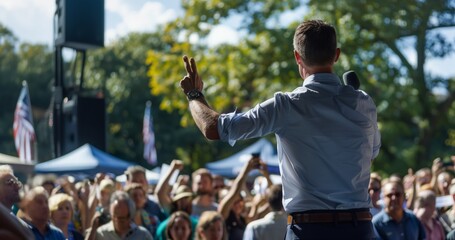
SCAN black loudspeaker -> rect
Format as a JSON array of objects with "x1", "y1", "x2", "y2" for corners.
[
  {"x1": 62, "y1": 96, "x2": 106, "y2": 154},
  {"x1": 55, "y1": 0, "x2": 104, "y2": 49}
]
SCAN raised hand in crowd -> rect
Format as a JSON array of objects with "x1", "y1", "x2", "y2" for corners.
[
  {"x1": 84, "y1": 208, "x2": 103, "y2": 240},
  {"x1": 431, "y1": 158, "x2": 444, "y2": 194},
  {"x1": 218, "y1": 155, "x2": 264, "y2": 240},
  {"x1": 403, "y1": 168, "x2": 416, "y2": 209},
  {"x1": 155, "y1": 159, "x2": 185, "y2": 214}
]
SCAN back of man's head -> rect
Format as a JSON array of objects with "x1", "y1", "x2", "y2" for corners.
[
  {"x1": 293, "y1": 20, "x2": 337, "y2": 67},
  {"x1": 267, "y1": 184, "x2": 283, "y2": 211}
]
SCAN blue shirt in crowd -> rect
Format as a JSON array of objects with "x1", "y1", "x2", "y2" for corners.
[
  {"x1": 28, "y1": 222, "x2": 66, "y2": 240},
  {"x1": 372, "y1": 209, "x2": 426, "y2": 240}
]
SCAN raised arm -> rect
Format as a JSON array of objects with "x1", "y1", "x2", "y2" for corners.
[
  {"x1": 180, "y1": 56, "x2": 220, "y2": 140},
  {"x1": 218, "y1": 156, "x2": 261, "y2": 219},
  {"x1": 154, "y1": 159, "x2": 184, "y2": 213}
]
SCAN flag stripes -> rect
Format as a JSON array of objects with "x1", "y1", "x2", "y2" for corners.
[
  {"x1": 13, "y1": 81, "x2": 36, "y2": 163},
  {"x1": 143, "y1": 101, "x2": 157, "y2": 165}
]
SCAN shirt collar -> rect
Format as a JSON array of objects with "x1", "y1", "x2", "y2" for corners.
[{"x1": 302, "y1": 73, "x2": 341, "y2": 87}]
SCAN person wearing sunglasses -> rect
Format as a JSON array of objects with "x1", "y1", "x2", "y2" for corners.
[
  {"x1": 372, "y1": 180, "x2": 426, "y2": 239},
  {"x1": 369, "y1": 174, "x2": 383, "y2": 217},
  {"x1": 0, "y1": 165, "x2": 23, "y2": 211},
  {"x1": 0, "y1": 165, "x2": 33, "y2": 239}
]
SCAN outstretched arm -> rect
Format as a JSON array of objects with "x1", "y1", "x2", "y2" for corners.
[
  {"x1": 154, "y1": 159, "x2": 184, "y2": 213},
  {"x1": 218, "y1": 156, "x2": 261, "y2": 219},
  {"x1": 180, "y1": 56, "x2": 220, "y2": 140}
]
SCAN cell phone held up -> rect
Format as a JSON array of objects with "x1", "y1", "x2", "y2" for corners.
[{"x1": 251, "y1": 153, "x2": 260, "y2": 158}]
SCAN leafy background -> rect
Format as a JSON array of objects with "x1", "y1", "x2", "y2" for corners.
[{"x1": 0, "y1": 0, "x2": 454, "y2": 177}]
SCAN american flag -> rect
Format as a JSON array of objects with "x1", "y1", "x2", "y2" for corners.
[
  {"x1": 143, "y1": 101, "x2": 157, "y2": 165},
  {"x1": 13, "y1": 81, "x2": 36, "y2": 163}
]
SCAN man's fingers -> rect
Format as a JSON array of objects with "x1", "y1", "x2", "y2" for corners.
[
  {"x1": 190, "y1": 57, "x2": 198, "y2": 76},
  {"x1": 180, "y1": 76, "x2": 190, "y2": 87},
  {"x1": 183, "y1": 55, "x2": 193, "y2": 76}
]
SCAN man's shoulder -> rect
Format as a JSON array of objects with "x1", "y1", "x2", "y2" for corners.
[
  {"x1": 247, "y1": 212, "x2": 286, "y2": 229},
  {"x1": 97, "y1": 221, "x2": 115, "y2": 233},
  {"x1": 47, "y1": 224, "x2": 66, "y2": 239},
  {"x1": 131, "y1": 225, "x2": 153, "y2": 239},
  {"x1": 246, "y1": 217, "x2": 270, "y2": 229},
  {"x1": 372, "y1": 210, "x2": 390, "y2": 224},
  {"x1": 402, "y1": 209, "x2": 423, "y2": 225}
]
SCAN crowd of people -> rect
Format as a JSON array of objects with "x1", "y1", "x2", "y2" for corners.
[
  {"x1": 3, "y1": 156, "x2": 455, "y2": 239},
  {"x1": 0, "y1": 156, "x2": 287, "y2": 240},
  {"x1": 3, "y1": 18, "x2": 453, "y2": 240},
  {"x1": 370, "y1": 157, "x2": 455, "y2": 240}
]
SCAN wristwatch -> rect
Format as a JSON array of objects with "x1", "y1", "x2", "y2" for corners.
[{"x1": 186, "y1": 89, "x2": 204, "y2": 100}]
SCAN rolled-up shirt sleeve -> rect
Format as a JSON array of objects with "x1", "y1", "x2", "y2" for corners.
[
  {"x1": 218, "y1": 93, "x2": 288, "y2": 146},
  {"x1": 218, "y1": 108, "x2": 241, "y2": 146}
]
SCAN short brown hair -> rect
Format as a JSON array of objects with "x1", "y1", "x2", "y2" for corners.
[
  {"x1": 293, "y1": 20, "x2": 337, "y2": 67},
  {"x1": 267, "y1": 184, "x2": 283, "y2": 211},
  {"x1": 192, "y1": 168, "x2": 213, "y2": 183},
  {"x1": 196, "y1": 211, "x2": 227, "y2": 240}
]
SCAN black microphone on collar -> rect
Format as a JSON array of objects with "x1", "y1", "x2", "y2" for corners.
[{"x1": 342, "y1": 71, "x2": 360, "y2": 90}]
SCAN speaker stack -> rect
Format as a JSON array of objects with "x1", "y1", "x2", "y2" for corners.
[
  {"x1": 54, "y1": 0, "x2": 106, "y2": 156},
  {"x1": 55, "y1": 0, "x2": 104, "y2": 49}
]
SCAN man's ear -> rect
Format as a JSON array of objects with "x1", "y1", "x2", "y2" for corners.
[
  {"x1": 334, "y1": 48, "x2": 341, "y2": 62},
  {"x1": 294, "y1": 50, "x2": 302, "y2": 65}
]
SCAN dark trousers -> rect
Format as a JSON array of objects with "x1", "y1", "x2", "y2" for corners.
[{"x1": 285, "y1": 220, "x2": 376, "y2": 240}]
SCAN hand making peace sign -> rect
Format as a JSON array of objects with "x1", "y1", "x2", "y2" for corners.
[{"x1": 180, "y1": 55, "x2": 204, "y2": 94}]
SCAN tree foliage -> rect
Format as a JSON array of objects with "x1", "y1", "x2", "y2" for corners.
[
  {"x1": 306, "y1": 0, "x2": 455, "y2": 173},
  {"x1": 2, "y1": 0, "x2": 454, "y2": 175},
  {"x1": 0, "y1": 23, "x2": 53, "y2": 158},
  {"x1": 148, "y1": 0, "x2": 455, "y2": 174}
]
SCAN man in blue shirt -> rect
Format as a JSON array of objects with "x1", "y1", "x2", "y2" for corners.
[
  {"x1": 373, "y1": 180, "x2": 426, "y2": 240},
  {"x1": 22, "y1": 186, "x2": 66, "y2": 240},
  {"x1": 179, "y1": 19, "x2": 381, "y2": 239}
]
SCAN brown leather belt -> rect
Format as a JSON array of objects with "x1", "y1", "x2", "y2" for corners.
[{"x1": 287, "y1": 211, "x2": 372, "y2": 224}]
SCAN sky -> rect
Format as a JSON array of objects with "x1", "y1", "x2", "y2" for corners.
[{"x1": 0, "y1": 0, "x2": 454, "y2": 78}]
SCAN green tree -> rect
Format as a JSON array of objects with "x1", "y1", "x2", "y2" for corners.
[
  {"x1": 0, "y1": 24, "x2": 53, "y2": 158},
  {"x1": 306, "y1": 0, "x2": 455, "y2": 172},
  {"x1": 147, "y1": 1, "x2": 303, "y2": 168},
  {"x1": 0, "y1": 23, "x2": 20, "y2": 155},
  {"x1": 148, "y1": 0, "x2": 455, "y2": 174},
  {"x1": 84, "y1": 32, "x2": 218, "y2": 168},
  {"x1": 17, "y1": 43, "x2": 54, "y2": 161}
]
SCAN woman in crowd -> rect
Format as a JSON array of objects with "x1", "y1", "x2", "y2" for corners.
[
  {"x1": 196, "y1": 211, "x2": 227, "y2": 240},
  {"x1": 165, "y1": 211, "x2": 192, "y2": 240},
  {"x1": 49, "y1": 193, "x2": 84, "y2": 240}
]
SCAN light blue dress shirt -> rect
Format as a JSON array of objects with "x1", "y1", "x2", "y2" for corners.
[{"x1": 218, "y1": 73, "x2": 381, "y2": 213}]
